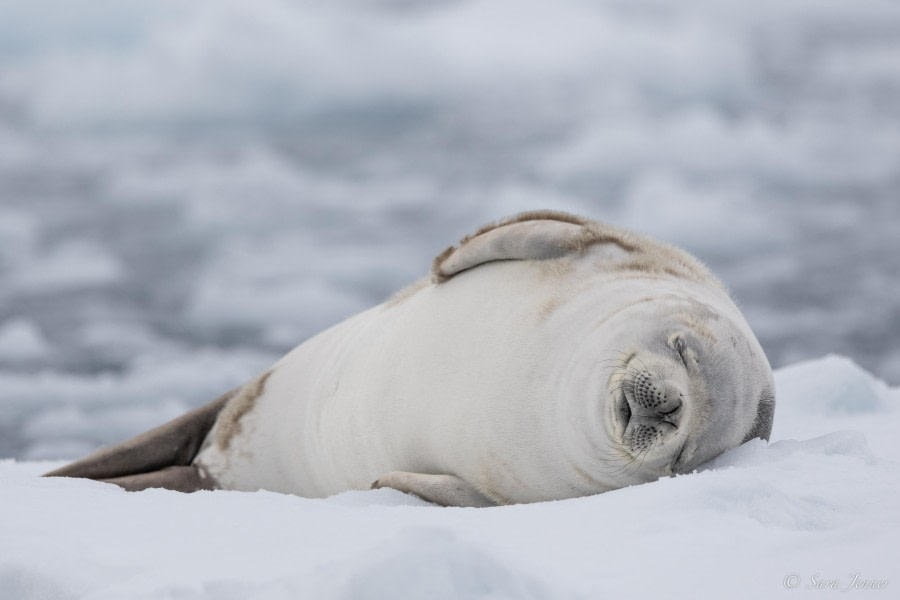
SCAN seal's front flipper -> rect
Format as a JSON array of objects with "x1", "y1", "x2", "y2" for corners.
[
  {"x1": 43, "y1": 387, "x2": 238, "y2": 492},
  {"x1": 371, "y1": 472, "x2": 496, "y2": 507}
]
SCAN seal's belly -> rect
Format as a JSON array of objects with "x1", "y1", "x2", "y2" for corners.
[
  {"x1": 194, "y1": 266, "x2": 565, "y2": 499},
  {"x1": 192, "y1": 306, "x2": 444, "y2": 496}
]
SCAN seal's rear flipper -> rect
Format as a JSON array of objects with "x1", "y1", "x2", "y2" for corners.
[{"x1": 43, "y1": 388, "x2": 237, "y2": 491}]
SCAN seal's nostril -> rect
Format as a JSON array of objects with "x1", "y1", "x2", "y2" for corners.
[{"x1": 659, "y1": 403, "x2": 680, "y2": 416}]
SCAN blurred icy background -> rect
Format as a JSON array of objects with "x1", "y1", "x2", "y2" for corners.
[{"x1": 1, "y1": 0, "x2": 899, "y2": 460}]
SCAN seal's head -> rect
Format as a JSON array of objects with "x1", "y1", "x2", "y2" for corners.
[
  {"x1": 430, "y1": 209, "x2": 775, "y2": 497},
  {"x1": 602, "y1": 297, "x2": 775, "y2": 482}
]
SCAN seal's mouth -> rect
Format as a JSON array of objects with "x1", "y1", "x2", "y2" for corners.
[{"x1": 613, "y1": 388, "x2": 632, "y2": 436}]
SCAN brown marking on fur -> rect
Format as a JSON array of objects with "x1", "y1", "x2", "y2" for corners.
[
  {"x1": 459, "y1": 210, "x2": 590, "y2": 244},
  {"x1": 431, "y1": 246, "x2": 457, "y2": 283},
  {"x1": 676, "y1": 299, "x2": 723, "y2": 344},
  {"x1": 562, "y1": 224, "x2": 641, "y2": 256},
  {"x1": 614, "y1": 255, "x2": 705, "y2": 283},
  {"x1": 571, "y1": 464, "x2": 603, "y2": 487},
  {"x1": 384, "y1": 277, "x2": 430, "y2": 308},
  {"x1": 682, "y1": 315, "x2": 719, "y2": 344},
  {"x1": 476, "y1": 454, "x2": 529, "y2": 506},
  {"x1": 663, "y1": 266, "x2": 687, "y2": 278},
  {"x1": 537, "y1": 257, "x2": 575, "y2": 279},
  {"x1": 216, "y1": 370, "x2": 273, "y2": 450},
  {"x1": 538, "y1": 296, "x2": 562, "y2": 321},
  {"x1": 481, "y1": 486, "x2": 513, "y2": 506},
  {"x1": 615, "y1": 259, "x2": 650, "y2": 274}
]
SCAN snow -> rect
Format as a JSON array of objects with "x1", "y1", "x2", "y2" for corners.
[{"x1": 1, "y1": 356, "x2": 898, "y2": 599}]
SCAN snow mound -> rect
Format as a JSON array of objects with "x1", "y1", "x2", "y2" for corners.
[
  {"x1": 1, "y1": 355, "x2": 898, "y2": 599},
  {"x1": 775, "y1": 355, "x2": 887, "y2": 414},
  {"x1": 335, "y1": 530, "x2": 558, "y2": 600}
]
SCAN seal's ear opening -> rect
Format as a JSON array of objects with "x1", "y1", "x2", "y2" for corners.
[
  {"x1": 741, "y1": 388, "x2": 775, "y2": 443},
  {"x1": 42, "y1": 388, "x2": 235, "y2": 492}
]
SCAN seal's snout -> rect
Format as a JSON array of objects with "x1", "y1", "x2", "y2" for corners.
[
  {"x1": 629, "y1": 370, "x2": 683, "y2": 418},
  {"x1": 615, "y1": 366, "x2": 686, "y2": 455}
]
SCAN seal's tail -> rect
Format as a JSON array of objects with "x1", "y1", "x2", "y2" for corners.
[{"x1": 42, "y1": 387, "x2": 236, "y2": 492}]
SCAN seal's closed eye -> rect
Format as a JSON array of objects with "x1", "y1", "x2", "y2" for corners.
[{"x1": 672, "y1": 336, "x2": 689, "y2": 367}]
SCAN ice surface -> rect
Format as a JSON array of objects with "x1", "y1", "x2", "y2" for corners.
[{"x1": 1, "y1": 357, "x2": 898, "y2": 599}]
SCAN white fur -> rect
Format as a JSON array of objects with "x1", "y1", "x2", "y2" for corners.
[{"x1": 194, "y1": 214, "x2": 774, "y2": 504}]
